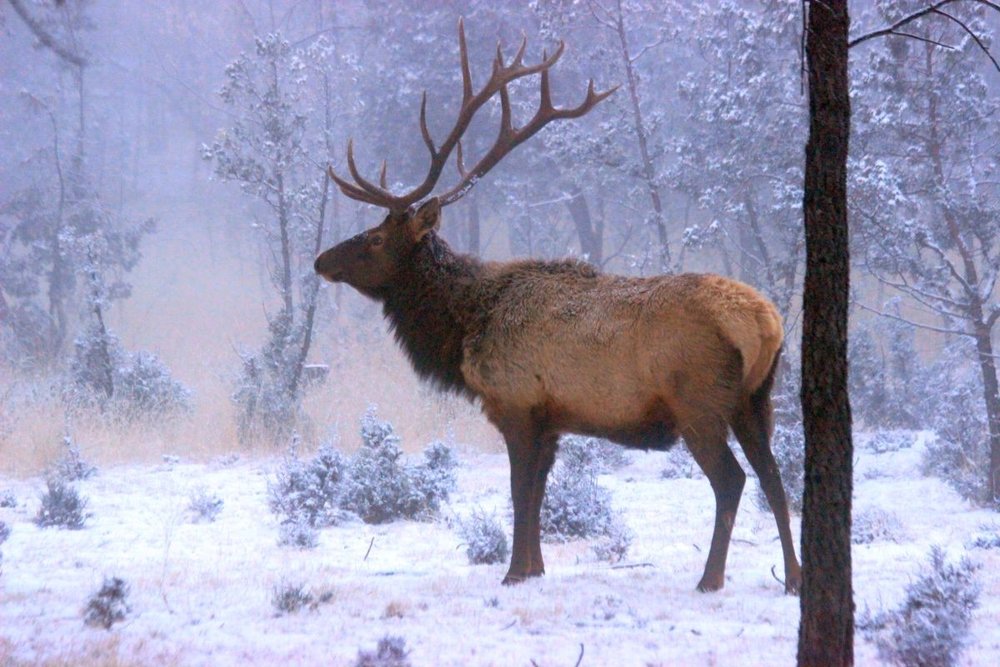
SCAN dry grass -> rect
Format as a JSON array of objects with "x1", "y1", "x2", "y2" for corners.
[{"x1": 0, "y1": 635, "x2": 180, "y2": 667}]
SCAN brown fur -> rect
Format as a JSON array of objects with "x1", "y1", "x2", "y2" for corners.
[{"x1": 315, "y1": 199, "x2": 801, "y2": 593}]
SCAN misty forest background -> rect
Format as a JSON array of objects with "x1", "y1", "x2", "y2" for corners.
[{"x1": 1, "y1": 0, "x2": 999, "y2": 512}]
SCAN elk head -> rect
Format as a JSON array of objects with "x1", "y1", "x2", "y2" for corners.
[{"x1": 314, "y1": 19, "x2": 615, "y2": 291}]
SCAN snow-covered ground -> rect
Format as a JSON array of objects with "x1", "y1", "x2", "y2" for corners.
[{"x1": 2, "y1": 433, "x2": 999, "y2": 666}]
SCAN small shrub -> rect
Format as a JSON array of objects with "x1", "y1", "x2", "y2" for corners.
[
  {"x1": 68, "y1": 326, "x2": 190, "y2": 419},
  {"x1": 52, "y1": 434, "x2": 97, "y2": 482},
  {"x1": 852, "y1": 507, "x2": 904, "y2": 545},
  {"x1": 540, "y1": 461, "x2": 618, "y2": 542},
  {"x1": 592, "y1": 518, "x2": 633, "y2": 563},
  {"x1": 232, "y1": 311, "x2": 307, "y2": 446},
  {"x1": 0, "y1": 490, "x2": 16, "y2": 508},
  {"x1": 35, "y1": 478, "x2": 89, "y2": 529},
  {"x1": 0, "y1": 520, "x2": 9, "y2": 575},
  {"x1": 271, "y1": 580, "x2": 313, "y2": 615},
  {"x1": 458, "y1": 509, "x2": 509, "y2": 565},
  {"x1": 354, "y1": 635, "x2": 411, "y2": 667},
  {"x1": 277, "y1": 517, "x2": 319, "y2": 549},
  {"x1": 188, "y1": 488, "x2": 224, "y2": 523},
  {"x1": 866, "y1": 430, "x2": 914, "y2": 454},
  {"x1": 967, "y1": 524, "x2": 1000, "y2": 550},
  {"x1": 268, "y1": 439, "x2": 348, "y2": 529},
  {"x1": 660, "y1": 444, "x2": 698, "y2": 479},
  {"x1": 921, "y1": 362, "x2": 994, "y2": 507},
  {"x1": 859, "y1": 546, "x2": 980, "y2": 667},
  {"x1": 559, "y1": 435, "x2": 631, "y2": 473},
  {"x1": 754, "y1": 423, "x2": 804, "y2": 513},
  {"x1": 83, "y1": 577, "x2": 131, "y2": 629},
  {"x1": 660, "y1": 445, "x2": 696, "y2": 479},
  {"x1": 340, "y1": 408, "x2": 456, "y2": 524}
]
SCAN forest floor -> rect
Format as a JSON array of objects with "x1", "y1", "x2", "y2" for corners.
[{"x1": 1, "y1": 432, "x2": 998, "y2": 666}]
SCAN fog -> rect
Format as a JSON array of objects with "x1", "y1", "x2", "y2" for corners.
[{"x1": 2, "y1": 1, "x2": 1000, "y2": 664}]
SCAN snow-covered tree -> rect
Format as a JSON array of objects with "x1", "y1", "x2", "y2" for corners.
[
  {"x1": 204, "y1": 33, "x2": 349, "y2": 444},
  {"x1": 852, "y1": 1, "x2": 1000, "y2": 503}
]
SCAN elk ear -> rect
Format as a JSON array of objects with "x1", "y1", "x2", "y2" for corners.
[{"x1": 409, "y1": 197, "x2": 442, "y2": 242}]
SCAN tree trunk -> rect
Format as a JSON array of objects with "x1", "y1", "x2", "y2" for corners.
[
  {"x1": 565, "y1": 185, "x2": 602, "y2": 265},
  {"x1": 972, "y1": 322, "x2": 1000, "y2": 502},
  {"x1": 611, "y1": 0, "x2": 669, "y2": 271},
  {"x1": 798, "y1": 1, "x2": 854, "y2": 666},
  {"x1": 466, "y1": 193, "x2": 481, "y2": 256}
]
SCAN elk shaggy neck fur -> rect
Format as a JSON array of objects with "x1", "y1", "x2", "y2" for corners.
[{"x1": 379, "y1": 233, "x2": 482, "y2": 398}]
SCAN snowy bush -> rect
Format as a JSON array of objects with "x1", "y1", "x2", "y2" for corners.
[
  {"x1": 865, "y1": 430, "x2": 914, "y2": 454},
  {"x1": 188, "y1": 488, "x2": 224, "y2": 523},
  {"x1": 540, "y1": 453, "x2": 619, "y2": 542},
  {"x1": 268, "y1": 439, "x2": 347, "y2": 529},
  {"x1": 967, "y1": 524, "x2": 1000, "y2": 550},
  {"x1": 340, "y1": 408, "x2": 456, "y2": 524},
  {"x1": 0, "y1": 490, "x2": 16, "y2": 508},
  {"x1": 852, "y1": 507, "x2": 905, "y2": 545},
  {"x1": 232, "y1": 312, "x2": 310, "y2": 446},
  {"x1": 0, "y1": 520, "x2": 9, "y2": 575},
  {"x1": 277, "y1": 517, "x2": 319, "y2": 549},
  {"x1": 67, "y1": 324, "x2": 190, "y2": 419},
  {"x1": 1, "y1": 302, "x2": 60, "y2": 371},
  {"x1": 354, "y1": 635, "x2": 411, "y2": 667},
  {"x1": 51, "y1": 434, "x2": 97, "y2": 482},
  {"x1": 849, "y1": 320, "x2": 928, "y2": 429},
  {"x1": 660, "y1": 444, "x2": 697, "y2": 480},
  {"x1": 268, "y1": 411, "x2": 457, "y2": 534},
  {"x1": 83, "y1": 577, "x2": 131, "y2": 629},
  {"x1": 754, "y1": 423, "x2": 804, "y2": 513},
  {"x1": 592, "y1": 518, "x2": 633, "y2": 563},
  {"x1": 922, "y1": 376, "x2": 993, "y2": 506},
  {"x1": 559, "y1": 435, "x2": 631, "y2": 473},
  {"x1": 35, "y1": 478, "x2": 89, "y2": 529},
  {"x1": 859, "y1": 546, "x2": 980, "y2": 667},
  {"x1": 271, "y1": 580, "x2": 313, "y2": 615},
  {"x1": 458, "y1": 509, "x2": 508, "y2": 565}
]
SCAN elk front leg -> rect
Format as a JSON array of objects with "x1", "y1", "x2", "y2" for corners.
[
  {"x1": 685, "y1": 422, "x2": 746, "y2": 592},
  {"x1": 495, "y1": 412, "x2": 544, "y2": 585}
]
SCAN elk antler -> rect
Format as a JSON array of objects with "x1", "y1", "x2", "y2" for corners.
[{"x1": 327, "y1": 18, "x2": 617, "y2": 213}]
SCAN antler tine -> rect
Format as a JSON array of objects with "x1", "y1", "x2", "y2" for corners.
[
  {"x1": 455, "y1": 140, "x2": 468, "y2": 178},
  {"x1": 419, "y1": 92, "x2": 436, "y2": 155},
  {"x1": 458, "y1": 17, "x2": 473, "y2": 103},
  {"x1": 379, "y1": 159, "x2": 388, "y2": 189},
  {"x1": 327, "y1": 164, "x2": 389, "y2": 207}
]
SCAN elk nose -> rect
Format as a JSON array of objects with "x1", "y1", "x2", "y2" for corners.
[{"x1": 313, "y1": 254, "x2": 324, "y2": 275}]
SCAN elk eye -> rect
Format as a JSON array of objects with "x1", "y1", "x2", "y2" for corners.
[{"x1": 370, "y1": 235, "x2": 384, "y2": 247}]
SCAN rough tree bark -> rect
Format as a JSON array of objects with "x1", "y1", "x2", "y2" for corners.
[{"x1": 798, "y1": 1, "x2": 854, "y2": 666}]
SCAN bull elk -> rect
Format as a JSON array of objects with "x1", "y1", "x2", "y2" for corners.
[{"x1": 314, "y1": 20, "x2": 801, "y2": 593}]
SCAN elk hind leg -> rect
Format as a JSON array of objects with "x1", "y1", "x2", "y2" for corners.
[
  {"x1": 685, "y1": 420, "x2": 746, "y2": 592},
  {"x1": 731, "y1": 396, "x2": 802, "y2": 595},
  {"x1": 525, "y1": 433, "x2": 559, "y2": 577}
]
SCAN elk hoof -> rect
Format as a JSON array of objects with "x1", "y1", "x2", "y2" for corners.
[
  {"x1": 502, "y1": 573, "x2": 527, "y2": 586},
  {"x1": 696, "y1": 575, "x2": 725, "y2": 593},
  {"x1": 502, "y1": 570, "x2": 543, "y2": 586},
  {"x1": 784, "y1": 573, "x2": 802, "y2": 596}
]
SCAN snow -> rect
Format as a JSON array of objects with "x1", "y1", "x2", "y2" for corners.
[{"x1": 2, "y1": 434, "x2": 1000, "y2": 665}]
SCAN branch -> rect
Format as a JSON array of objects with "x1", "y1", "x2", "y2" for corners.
[
  {"x1": 853, "y1": 300, "x2": 976, "y2": 338},
  {"x1": 849, "y1": 0, "x2": 1000, "y2": 72},
  {"x1": 7, "y1": 0, "x2": 87, "y2": 67},
  {"x1": 932, "y1": 7, "x2": 1000, "y2": 71}
]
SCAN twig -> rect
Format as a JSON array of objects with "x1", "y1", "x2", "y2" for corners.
[
  {"x1": 610, "y1": 562, "x2": 654, "y2": 570},
  {"x1": 363, "y1": 536, "x2": 375, "y2": 561},
  {"x1": 575, "y1": 643, "x2": 585, "y2": 667},
  {"x1": 771, "y1": 565, "x2": 785, "y2": 587},
  {"x1": 501, "y1": 619, "x2": 518, "y2": 631}
]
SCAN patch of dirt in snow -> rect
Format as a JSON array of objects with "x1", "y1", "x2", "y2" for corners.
[{"x1": 0, "y1": 435, "x2": 998, "y2": 665}]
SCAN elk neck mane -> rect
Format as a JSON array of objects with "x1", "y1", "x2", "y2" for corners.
[{"x1": 378, "y1": 233, "x2": 483, "y2": 399}]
